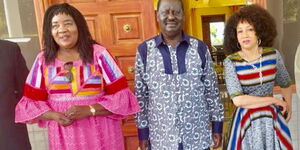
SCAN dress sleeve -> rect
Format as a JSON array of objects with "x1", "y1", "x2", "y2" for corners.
[
  {"x1": 94, "y1": 45, "x2": 140, "y2": 119},
  {"x1": 274, "y1": 50, "x2": 292, "y2": 88},
  {"x1": 224, "y1": 57, "x2": 244, "y2": 99},
  {"x1": 15, "y1": 52, "x2": 51, "y2": 126},
  {"x1": 201, "y1": 45, "x2": 224, "y2": 133}
]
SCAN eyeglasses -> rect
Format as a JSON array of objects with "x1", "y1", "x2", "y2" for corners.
[{"x1": 63, "y1": 62, "x2": 73, "y2": 83}]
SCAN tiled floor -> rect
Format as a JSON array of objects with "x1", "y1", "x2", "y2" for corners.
[{"x1": 27, "y1": 94, "x2": 300, "y2": 150}]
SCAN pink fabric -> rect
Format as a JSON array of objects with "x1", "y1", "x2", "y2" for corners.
[
  {"x1": 15, "y1": 96, "x2": 51, "y2": 126},
  {"x1": 99, "y1": 88, "x2": 140, "y2": 120},
  {"x1": 15, "y1": 88, "x2": 140, "y2": 150}
]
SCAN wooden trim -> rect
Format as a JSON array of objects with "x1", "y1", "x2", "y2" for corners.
[
  {"x1": 33, "y1": 0, "x2": 52, "y2": 49},
  {"x1": 252, "y1": 0, "x2": 267, "y2": 8},
  {"x1": 141, "y1": 0, "x2": 157, "y2": 39},
  {"x1": 33, "y1": 0, "x2": 48, "y2": 48}
]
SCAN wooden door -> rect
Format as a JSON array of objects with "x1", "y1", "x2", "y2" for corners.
[{"x1": 33, "y1": 0, "x2": 157, "y2": 150}]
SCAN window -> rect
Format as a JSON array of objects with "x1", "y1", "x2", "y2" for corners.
[
  {"x1": 0, "y1": 0, "x2": 8, "y2": 39},
  {"x1": 209, "y1": 22, "x2": 225, "y2": 46},
  {"x1": 0, "y1": 0, "x2": 40, "y2": 68},
  {"x1": 283, "y1": 0, "x2": 299, "y2": 22},
  {"x1": 0, "y1": 0, "x2": 38, "y2": 40}
]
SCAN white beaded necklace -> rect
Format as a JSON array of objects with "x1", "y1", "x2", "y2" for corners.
[{"x1": 249, "y1": 54, "x2": 263, "y2": 85}]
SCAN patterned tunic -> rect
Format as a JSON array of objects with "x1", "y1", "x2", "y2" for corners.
[
  {"x1": 135, "y1": 34, "x2": 224, "y2": 150},
  {"x1": 224, "y1": 48, "x2": 293, "y2": 150},
  {"x1": 15, "y1": 44, "x2": 140, "y2": 150}
]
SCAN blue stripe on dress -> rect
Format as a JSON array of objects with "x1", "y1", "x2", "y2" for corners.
[
  {"x1": 83, "y1": 65, "x2": 91, "y2": 81},
  {"x1": 277, "y1": 114, "x2": 291, "y2": 137},
  {"x1": 235, "y1": 59, "x2": 276, "y2": 71},
  {"x1": 229, "y1": 107, "x2": 245, "y2": 150}
]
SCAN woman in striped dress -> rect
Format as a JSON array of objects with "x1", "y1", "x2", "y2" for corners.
[{"x1": 223, "y1": 5, "x2": 293, "y2": 150}]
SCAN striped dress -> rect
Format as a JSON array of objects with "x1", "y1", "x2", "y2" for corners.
[
  {"x1": 15, "y1": 44, "x2": 140, "y2": 150},
  {"x1": 224, "y1": 48, "x2": 293, "y2": 150}
]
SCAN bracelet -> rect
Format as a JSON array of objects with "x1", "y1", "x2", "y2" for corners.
[{"x1": 89, "y1": 105, "x2": 96, "y2": 116}]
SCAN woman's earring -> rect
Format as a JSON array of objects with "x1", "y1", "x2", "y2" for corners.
[
  {"x1": 237, "y1": 42, "x2": 241, "y2": 49},
  {"x1": 257, "y1": 39, "x2": 262, "y2": 45}
]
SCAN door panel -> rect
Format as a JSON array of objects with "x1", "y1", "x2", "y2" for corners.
[
  {"x1": 112, "y1": 14, "x2": 142, "y2": 41},
  {"x1": 33, "y1": 0, "x2": 157, "y2": 150},
  {"x1": 85, "y1": 15, "x2": 102, "y2": 42},
  {"x1": 117, "y1": 56, "x2": 135, "y2": 80}
]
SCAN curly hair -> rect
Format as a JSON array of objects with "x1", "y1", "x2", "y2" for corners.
[
  {"x1": 223, "y1": 4, "x2": 277, "y2": 54},
  {"x1": 42, "y1": 3, "x2": 97, "y2": 64}
]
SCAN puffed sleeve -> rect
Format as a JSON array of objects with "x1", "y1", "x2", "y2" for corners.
[
  {"x1": 94, "y1": 44, "x2": 140, "y2": 119},
  {"x1": 224, "y1": 57, "x2": 244, "y2": 99},
  {"x1": 15, "y1": 52, "x2": 52, "y2": 125},
  {"x1": 274, "y1": 50, "x2": 292, "y2": 88}
]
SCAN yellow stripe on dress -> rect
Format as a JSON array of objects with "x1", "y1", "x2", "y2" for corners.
[
  {"x1": 44, "y1": 68, "x2": 49, "y2": 87},
  {"x1": 71, "y1": 67, "x2": 78, "y2": 94},
  {"x1": 50, "y1": 84, "x2": 70, "y2": 89},
  {"x1": 77, "y1": 90, "x2": 100, "y2": 96}
]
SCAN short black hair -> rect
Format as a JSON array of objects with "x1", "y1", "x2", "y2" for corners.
[
  {"x1": 157, "y1": 0, "x2": 184, "y2": 12},
  {"x1": 223, "y1": 4, "x2": 277, "y2": 54},
  {"x1": 42, "y1": 3, "x2": 96, "y2": 64}
]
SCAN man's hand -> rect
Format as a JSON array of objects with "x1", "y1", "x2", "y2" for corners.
[
  {"x1": 65, "y1": 105, "x2": 91, "y2": 120},
  {"x1": 212, "y1": 133, "x2": 222, "y2": 149},
  {"x1": 139, "y1": 140, "x2": 149, "y2": 150}
]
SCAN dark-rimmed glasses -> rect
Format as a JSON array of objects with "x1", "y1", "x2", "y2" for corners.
[{"x1": 64, "y1": 62, "x2": 73, "y2": 83}]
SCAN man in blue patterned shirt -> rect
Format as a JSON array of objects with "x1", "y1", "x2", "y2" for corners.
[{"x1": 134, "y1": 0, "x2": 224, "y2": 149}]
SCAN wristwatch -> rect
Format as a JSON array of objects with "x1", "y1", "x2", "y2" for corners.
[{"x1": 89, "y1": 105, "x2": 96, "y2": 116}]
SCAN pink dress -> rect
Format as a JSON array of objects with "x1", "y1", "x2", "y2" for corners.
[{"x1": 15, "y1": 44, "x2": 140, "y2": 150}]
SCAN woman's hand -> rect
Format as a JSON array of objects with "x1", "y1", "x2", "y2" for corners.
[
  {"x1": 273, "y1": 98, "x2": 288, "y2": 115},
  {"x1": 285, "y1": 101, "x2": 292, "y2": 122},
  {"x1": 65, "y1": 105, "x2": 91, "y2": 120},
  {"x1": 39, "y1": 111, "x2": 73, "y2": 126}
]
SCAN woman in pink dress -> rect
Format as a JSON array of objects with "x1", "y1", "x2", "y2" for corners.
[{"x1": 15, "y1": 3, "x2": 140, "y2": 150}]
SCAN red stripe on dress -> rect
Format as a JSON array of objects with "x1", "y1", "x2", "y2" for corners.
[
  {"x1": 237, "y1": 68, "x2": 276, "y2": 80},
  {"x1": 83, "y1": 84, "x2": 102, "y2": 88},
  {"x1": 105, "y1": 76, "x2": 128, "y2": 94},
  {"x1": 275, "y1": 129, "x2": 293, "y2": 150},
  {"x1": 49, "y1": 89, "x2": 72, "y2": 94},
  {"x1": 23, "y1": 84, "x2": 48, "y2": 101},
  {"x1": 57, "y1": 67, "x2": 61, "y2": 74},
  {"x1": 80, "y1": 66, "x2": 84, "y2": 85},
  {"x1": 40, "y1": 72, "x2": 46, "y2": 89},
  {"x1": 237, "y1": 106, "x2": 277, "y2": 149}
]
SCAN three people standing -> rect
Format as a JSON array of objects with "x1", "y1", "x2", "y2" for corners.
[{"x1": 12, "y1": 1, "x2": 295, "y2": 150}]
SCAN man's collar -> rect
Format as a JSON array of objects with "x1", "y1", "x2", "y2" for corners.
[{"x1": 155, "y1": 32, "x2": 190, "y2": 47}]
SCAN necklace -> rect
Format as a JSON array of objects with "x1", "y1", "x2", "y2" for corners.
[{"x1": 249, "y1": 55, "x2": 263, "y2": 85}]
